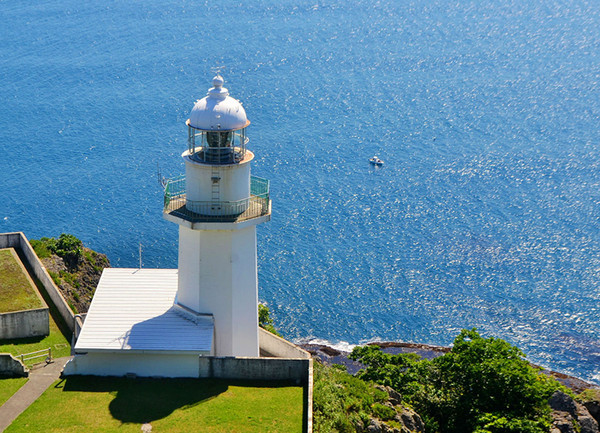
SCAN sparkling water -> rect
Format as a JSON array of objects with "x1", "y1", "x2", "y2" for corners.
[{"x1": 1, "y1": 0, "x2": 599, "y2": 383}]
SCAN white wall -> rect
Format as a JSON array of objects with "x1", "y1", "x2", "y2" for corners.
[
  {"x1": 177, "y1": 225, "x2": 259, "y2": 357},
  {"x1": 183, "y1": 150, "x2": 253, "y2": 215},
  {"x1": 63, "y1": 352, "x2": 201, "y2": 378}
]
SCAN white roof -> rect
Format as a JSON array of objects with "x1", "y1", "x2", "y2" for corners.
[
  {"x1": 74, "y1": 268, "x2": 213, "y2": 354},
  {"x1": 188, "y1": 75, "x2": 249, "y2": 131}
]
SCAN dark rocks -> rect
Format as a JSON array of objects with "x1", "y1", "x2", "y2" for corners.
[
  {"x1": 41, "y1": 247, "x2": 109, "y2": 313},
  {"x1": 578, "y1": 398, "x2": 600, "y2": 433},
  {"x1": 550, "y1": 390, "x2": 600, "y2": 433},
  {"x1": 395, "y1": 407, "x2": 424, "y2": 432},
  {"x1": 374, "y1": 384, "x2": 403, "y2": 406},
  {"x1": 550, "y1": 391, "x2": 578, "y2": 416},
  {"x1": 581, "y1": 392, "x2": 600, "y2": 424}
]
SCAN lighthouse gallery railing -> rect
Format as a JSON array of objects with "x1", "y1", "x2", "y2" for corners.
[{"x1": 163, "y1": 175, "x2": 270, "y2": 222}]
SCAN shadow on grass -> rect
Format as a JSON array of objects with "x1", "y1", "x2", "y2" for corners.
[
  {"x1": 58, "y1": 376, "x2": 299, "y2": 424},
  {"x1": 0, "y1": 334, "x2": 46, "y2": 346}
]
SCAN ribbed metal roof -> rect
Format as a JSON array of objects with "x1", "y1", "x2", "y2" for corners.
[{"x1": 74, "y1": 268, "x2": 213, "y2": 353}]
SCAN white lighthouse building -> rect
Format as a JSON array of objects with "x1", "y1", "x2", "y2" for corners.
[
  {"x1": 164, "y1": 74, "x2": 271, "y2": 357},
  {"x1": 64, "y1": 75, "x2": 274, "y2": 376}
]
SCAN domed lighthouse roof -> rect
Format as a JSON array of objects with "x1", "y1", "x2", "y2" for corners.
[{"x1": 187, "y1": 75, "x2": 250, "y2": 131}]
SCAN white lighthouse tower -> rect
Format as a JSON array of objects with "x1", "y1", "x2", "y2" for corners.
[
  {"x1": 163, "y1": 74, "x2": 271, "y2": 357},
  {"x1": 66, "y1": 75, "x2": 312, "y2": 379}
]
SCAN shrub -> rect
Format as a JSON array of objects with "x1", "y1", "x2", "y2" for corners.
[
  {"x1": 371, "y1": 403, "x2": 395, "y2": 421},
  {"x1": 313, "y1": 361, "x2": 385, "y2": 433},
  {"x1": 31, "y1": 234, "x2": 83, "y2": 268},
  {"x1": 47, "y1": 270, "x2": 61, "y2": 286},
  {"x1": 258, "y1": 303, "x2": 281, "y2": 336},
  {"x1": 351, "y1": 329, "x2": 565, "y2": 433},
  {"x1": 30, "y1": 239, "x2": 51, "y2": 259}
]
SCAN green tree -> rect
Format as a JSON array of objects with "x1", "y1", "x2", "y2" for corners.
[
  {"x1": 351, "y1": 329, "x2": 564, "y2": 433},
  {"x1": 258, "y1": 303, "x2": 281, "y2": 336},
  {"x1": 52, "y1": 233, "x2": 83, "y2": 267}
]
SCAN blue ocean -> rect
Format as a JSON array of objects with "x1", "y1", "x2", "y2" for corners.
[{"x1": 1, "y1": 0, "x2": 599, "y2": 383}]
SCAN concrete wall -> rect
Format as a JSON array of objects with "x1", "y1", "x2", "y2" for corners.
[
  {"x1": 0, "y1": 308, "x2": 49, "y2": 340},
  {"x1": 0, "y1": 232, "x2": 75, "y2": 332},
  {"x1": 0, "y1": 354, "x2": 28, "y2": 377},
  {"x1": 198, "y1": 356, "x2": 312, "y2": 383},
  {"x1": 63, "y1": 352, "x2": 201, "y2": 378},
  {"x1": 259, "y1": 328, "x2": 311, "y2": 359}
]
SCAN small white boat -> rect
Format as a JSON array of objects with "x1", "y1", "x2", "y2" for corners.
[{"x1": 369, "y1": 156, "x2": 384, "y2": 166}]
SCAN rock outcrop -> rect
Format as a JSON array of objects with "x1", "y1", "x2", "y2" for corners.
[
  {"x1": 550, "y1": 390, "x2": 600, "y2": 433},
  {"x1": 41, "y1": 247, "x2": 109, "y2": 313},
  {"x1": 355, "y1": 385, "x2": 424, "y2": 433}
]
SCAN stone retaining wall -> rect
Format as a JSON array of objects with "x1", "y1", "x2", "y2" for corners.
[
  {"x1": 259, "y1": 327, "x2": 311, "y2": 359},
  {"x1": 0, "y1": 232, "x2": 74, "y2": 332},
  {"x1": 0, "y1": 308, "x2": 49, "y2": 340},
  {"x1": 0, "y1": 354, "x2": 28, "y2": 377},
  {"x1": 198, "y1": 356, "x2": 312, "y2": 383}
]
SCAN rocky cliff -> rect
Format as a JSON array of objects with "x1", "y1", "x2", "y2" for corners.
[{"x1": 31, "y1": 235, "x2": 109, "y2": 313}]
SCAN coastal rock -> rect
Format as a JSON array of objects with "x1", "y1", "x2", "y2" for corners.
[
  {"x1": 551, "y1": 411, "x2": 577, "y2": 433},
  {"x1": 366, "y1": 418, "x2": 382, "y2": 433},
  {"x1": 550, "y1": 396, "x2": 600, "y2": 433},
  {"x1": 580, "y1": 415, "x2": 600, "y2": 433},
  {"x1": 373, "y1": 384, "x2": 403, "y2": 407},
  {"x1": 577, "y1": 402, "x2": 600, "y2": 433},
  {"x1": 583, "y1": 399, "x2": 600, "y2": 424},
  {"x1": 394, "y1": 407, "x2": 424, "y2": 432},
  {"x1": 550, "y1": 391, "x2": 578, "y2": 416},
  {"x1": 386, "y1": 386, "x2": 403, "y2": 406},
  {"x1": 41, "y1": 246, "x2": 109, "y2": 313}
]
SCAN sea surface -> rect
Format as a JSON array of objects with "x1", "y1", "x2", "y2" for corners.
[{"x1": 1, "y1": 0, "x2": 599, "y2": 383}]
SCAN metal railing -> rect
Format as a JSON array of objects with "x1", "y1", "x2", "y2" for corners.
[
  {"x1": 20, "y1": 348, "x2": 52, "y2": 365},
  {"x1": 163, "y1": 175, "x2": 270, "y2": 223}
]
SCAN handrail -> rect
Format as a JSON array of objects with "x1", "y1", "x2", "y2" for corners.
[
  {"x1": 20, "y1": 348, "x2": 52, "y2": 365},
  {"x1": 163, "y1": 175, "x2": 270, "y2": 223}
]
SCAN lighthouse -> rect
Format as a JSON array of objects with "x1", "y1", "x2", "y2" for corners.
[
  {"x1": 65, "y1": 75, "x2": 310, "y2": 379},
  {"x1": 163, "y1": 74, "x2": 271, "y2": 357}
]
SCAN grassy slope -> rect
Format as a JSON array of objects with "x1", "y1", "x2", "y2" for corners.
[
  {"x1": 0, "y1": 249, "x2": 43, "y2": 312},
  {"x1": 0, "y1": 277, "x2": 72, "y2": 363},
  {"x1": 6, "y1": 376, "x2": 303, "y2": 433},
  {"x1": 0, "y1": 378, "x2": 28, "y2": 406}
]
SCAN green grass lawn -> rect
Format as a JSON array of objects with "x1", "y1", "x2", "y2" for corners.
[
  {"x1": 0, "y1": 272, "x2": 72, "y2": 364},
  {"x1": 6, "y1": 376, "x2": 304, "y2": 433},
  {"x1": 0, "y1": 249, "x2": 43, "y2": 313},
  {"x1": 0, "y1": 377, "x2": 28, "y2": 406}
]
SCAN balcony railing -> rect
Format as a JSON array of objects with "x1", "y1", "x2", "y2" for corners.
[{"x1": 163, "y1": 175, "x2": 270, "y2": 223}]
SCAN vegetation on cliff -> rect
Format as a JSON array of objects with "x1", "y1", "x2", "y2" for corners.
[
  {"x1": 349, "y1": 329, "x2": 567, "y2": 433},
  {"x1": 314, "y1": 361, "x2": 424, "y2": 433},
  {"x1": 30, "y1": 234, "x2": 109, "y2": 313},
  {"x1": 0, "y1": 249, "x2": 43, "y2": 312},
  {"x1": 258, "y1": 303, "x2": 281, "y2": 336}
]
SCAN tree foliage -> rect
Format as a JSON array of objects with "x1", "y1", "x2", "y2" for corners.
[
  {"x1": 350, "y1": 329, "x2": 564, "y2": 433},
  {"x1": 31, "y1": 233, "x2": 83, "y2": 268},
  {"x1": 258, "y1": 303, "x2": 281, "y2": 336},
  {"x1": 52, "y1": 233, "x2": 83, "y2": 267}
]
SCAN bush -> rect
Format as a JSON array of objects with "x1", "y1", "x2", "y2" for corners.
[
  {"x1": 313, "y1": 361, "x2": 388, "y2": 433},
  {"x1": 371, "y1": 403, "x2": 395, "y2": 421},
  {"x1": 351, "y1": 329, "x2": 565, "y2": 433},
  {"x1": 258, "y1": 303, "x2": 281, "y2": 336},
  {"x1": 30, "y1": 239, "x2": 51, "y2": 259},
  {"x1": 31, "y1": 234, "x2": 83, "y2": 268}
]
